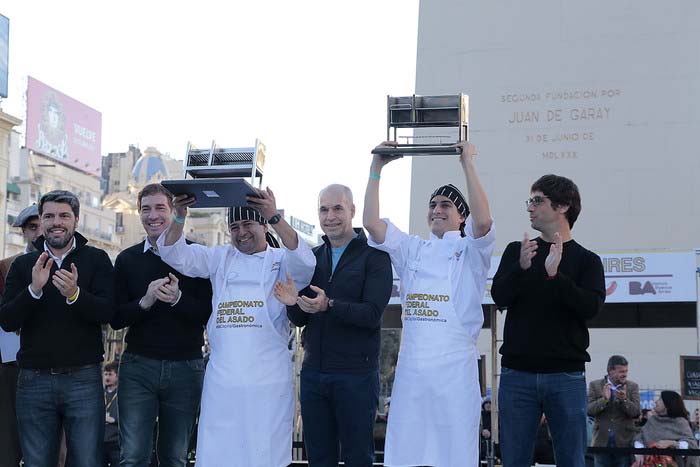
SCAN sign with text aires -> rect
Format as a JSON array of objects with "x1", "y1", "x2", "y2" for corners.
[
  {"x1": 25, "y1": 76, "x2": 102, "y2": 176},
  {"x1": 481, "y1": 250, "x2": 697, "y2": 305},
  {"x1": 598, "y1": 251, "x2": 696, "y2": 303},
  {"x1": 390, "y1": 250, "x2": 696, "y2": 306}
]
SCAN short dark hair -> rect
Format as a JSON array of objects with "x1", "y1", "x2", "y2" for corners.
[
  {"x1": 103, "y1": 361, "x2": 119, "y2": 374},
  {"x1": 138, "y1": 184, "x2": 173, "y2": 211},
  {"x1": 531, "y1": 174, "x2": 581, "y2": 228},
  {"x1": 607, "y1": 355, "x2": 628, "y2": 370},
  {"x1": 39, "y1": 190, "x2": 80, "y2": 217},
  {"x1": 660, "y1": 390, "x2": 689, "y2": 419}
]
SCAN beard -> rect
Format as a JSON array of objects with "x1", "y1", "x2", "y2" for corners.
[{"x1": 45, "y1": 225, "x2": 75, "y2": 250}]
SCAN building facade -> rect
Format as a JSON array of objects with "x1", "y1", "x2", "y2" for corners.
[{"x1": 403, "y1": 0, "x2": 700, "y2": 396}]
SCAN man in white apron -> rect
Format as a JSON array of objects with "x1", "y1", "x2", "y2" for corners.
[
  {"x1": 157, "y1": 188, "x2": 315, "y2": 467},
  {"x1": 363, "y1": 141, "x2": 495, "y2": 467}
]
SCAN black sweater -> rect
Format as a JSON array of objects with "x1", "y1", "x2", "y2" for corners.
[
  {"x1": 491, "y1": 237, "x2": 605, "y2": 373},
  {"x1": 0, "y1": 233, "x2": 114, "y2": 369},
  {"x1": 111, "y1": 241, "x2": 212, "y2": 360},
  {"x1": 287, "y1": 229, "x2": 393, "y2": 372}
]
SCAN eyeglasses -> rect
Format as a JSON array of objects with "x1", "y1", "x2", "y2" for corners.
[{"x1": 525, "y1": 195, "x2": 549, "y2": 208}]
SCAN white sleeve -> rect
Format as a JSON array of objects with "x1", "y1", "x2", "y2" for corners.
[
  {"x1": 463, "y1": 217, "x2": 496, "y2": 274},
  {"x1": 156, "y1": 229, "x2": 214, "y2": 279},
  {"x1": 679, "y1": 440, "x2": 689, "y2": 449},
  {"x1": 282, "y1": 236, "x2": 316, "y2": 291},
  {"x1": 367, "y1": 218, "x2": 412, "y2": 274},
  {"x1": 28, "y1": 285, "x2": 42, "y2": 300},
  {"x1": 634, "y1": 441, "x2": 644, "y2": 448}
]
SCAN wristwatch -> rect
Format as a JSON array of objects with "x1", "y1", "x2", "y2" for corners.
[
  {"x1": 268, "y1": 213, "x2": 281, "y2": 225},
  {"x1": 327, "y1": 298, "x2": 335, "y2": 308}
]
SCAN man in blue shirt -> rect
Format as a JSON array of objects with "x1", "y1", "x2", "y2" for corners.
[{"x1": 276, "y1": 184, "x2": 393, "y2": 467}]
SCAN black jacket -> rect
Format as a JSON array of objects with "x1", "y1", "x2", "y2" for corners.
[
  {"x1": 111, "y1": 241, "x2": 212, "y2": 360},
  {"x1": 0, "y1": 233, "x2": 115, "y2": 368},
  {"x1": 287, "y1": 229, "x2": 392, "y2": 372}
]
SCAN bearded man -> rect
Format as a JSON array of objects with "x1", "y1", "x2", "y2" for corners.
[{"x1": 0, "y1": 190, "x2": 115, "y2": 467}]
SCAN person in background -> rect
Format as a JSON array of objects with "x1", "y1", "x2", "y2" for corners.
[
  {"x1": 0, "y1": 204, "x2": 41, "y2": 467},
  {"x1": 635, "y1": 391, "x2": 698, "y2": 467},
  {"x1": 480, "y1": 399, "x2": 492, "y2": 462},
  {"x1": 588, "y1": 355, "x2": 641, "y2": 467},
  {"x1": 103, "y1": 361, "x2": 119, "y2": 467}
]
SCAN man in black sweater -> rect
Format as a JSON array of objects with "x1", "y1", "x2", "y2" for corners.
[
  {"x1": 491, "y1": 174, "x2": 605, "y2": 467},
  {"x1": 0, "y1": 190, "x2": 115, "y2": 467},
  {"x1": 111, "y1": 183, "x2": 212, "y2": 467},
  {"x1": 275, "y1": 184, "x2": 393, "y2": 467}
]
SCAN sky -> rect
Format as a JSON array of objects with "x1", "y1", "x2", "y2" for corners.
[{"x1": 0, "y1": 0, "x2": 419, "y2": 232}]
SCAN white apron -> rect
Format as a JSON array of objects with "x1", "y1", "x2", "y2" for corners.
[
  {"x1": 195, "y1": 249, "x2": 293, "y2": 467},
  {"x1": 384, "y1": 239, "x2": 482, "y2": 467}
]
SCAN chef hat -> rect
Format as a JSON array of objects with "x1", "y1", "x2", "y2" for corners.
[
  {"x1": 429, "y1": 184, "x2": 470, "y2": 218},
  {"x1": 227, "y1": 206, "x2": 280, "y2": 248},
  {"x1": 228, "y1": 206, "x2": 267, "y2": 225}
]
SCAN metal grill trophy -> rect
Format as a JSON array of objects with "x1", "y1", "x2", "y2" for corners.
[
  {"x1": 161, "y1": 139, "x2": 266, "y2": 208},
  {"x1": 371, "y1": 94, "x2": 469, "y2": 157}
]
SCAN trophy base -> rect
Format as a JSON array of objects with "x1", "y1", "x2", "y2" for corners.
[
  {"x1": 161, "y1": 178, "x2": 257, "y2": 208},
  {"x1": 371, "y1": 145, "x2": 461, "y2": 157}
]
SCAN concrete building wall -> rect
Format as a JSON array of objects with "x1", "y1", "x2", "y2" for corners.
[
  {"x1": 7, "y1": 148, "x2": 122, "y2": 259},
  {"x1": 0, "y1": 110, "x2": 22, "y2": 257},
  {"x1": 409, "y1": 0, "x2": 700, "y2": 390},
  {"x1": 410, "y1": 0, "x2": 700, "y2": 253}
]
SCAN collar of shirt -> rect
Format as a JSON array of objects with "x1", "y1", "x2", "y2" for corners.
[
  {"x1": 143, "y1": 238, "x2": 160, "y2": 256},
  {"x1": 44, "y1": 237, "x2": 77, "y2": 268},
  {"x1": 252, "y1": 247, "x2": 268, "y2": 258},
  {"x1": 429, "y1": 230, "x2": 462, "y2": 241},
  {"x1": 606, "y1": 377, "x2": 622, "y2": 391}
]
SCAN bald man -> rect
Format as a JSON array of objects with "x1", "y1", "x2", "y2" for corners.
[{"x1": 275, "y1": 184, "x2": 393, "y2": 467}]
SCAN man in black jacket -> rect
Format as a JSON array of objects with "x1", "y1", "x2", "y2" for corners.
[
  {"x1": 111, "y1": 183, "x2": 212, "y2": 467},
  {"x1": 491, "y1": 174, "x2": 605, "y2": 467},
  {"x1": 275, "y1": 184, "x2": 392, "y2": 467},
  {"x1": 0, "y1": 190, "x2": 115, "y2": 467}
]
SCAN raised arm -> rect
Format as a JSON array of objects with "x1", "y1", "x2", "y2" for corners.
[
  {"x1": 457, "y1": 142, "x2": 492, "y2": 238},
  {"x1": 363, "y1": 142, "x2": 402, "y2": 244},
  {"x1": 247, "y1": 187, "x2": 299, "y2": 250},
  {"x1": 164, "y1": 194, "x2": 195, "y2": 246}
]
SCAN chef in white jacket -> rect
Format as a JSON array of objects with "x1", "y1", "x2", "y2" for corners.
[
  {"x1": 157, "y1": 188, "x2": 315, "y2": 467},
  {"x1": 363, "y1": 141, "x2": 495, "y2": 467}
]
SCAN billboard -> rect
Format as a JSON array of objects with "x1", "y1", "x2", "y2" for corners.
[
  {"x1": 25, "y1": 76, "x2": 102, "y2": 176},
  {"x1": 0, "y1": 14, "x2": 8, "y2": 98}
]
